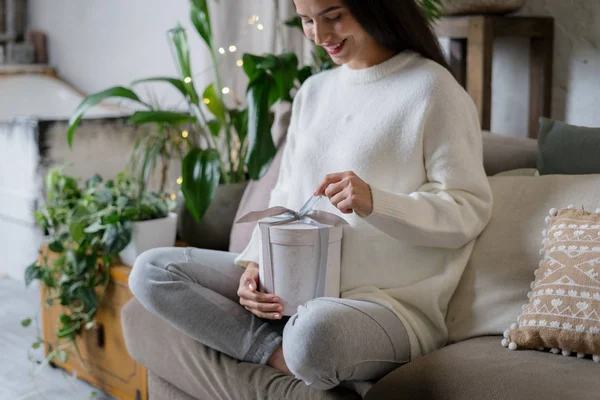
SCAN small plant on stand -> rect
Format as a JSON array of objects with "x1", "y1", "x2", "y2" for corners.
[{"x1": 21, "y1": 167, "x2": 173, "y2": 376}]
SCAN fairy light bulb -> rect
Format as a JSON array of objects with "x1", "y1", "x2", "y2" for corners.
[
  {"x1": 170, "y1": 193, "x2": 176, "y2": 200},
  {"x1": 176, "y1": 177, "x2": 183, "y2": 185},
  {"x1": 181, "y1": 130, "x2": 189, "y2": 138},
  {"x1": 222, "y1": 87, "x2": 230, "y2": 94},
  {"x1": 229, "y1": 45, "x2": 237, "y2": 52},
  {"x1": 218, "y1": 47, "x2": 225, "y2": 54},
  {"x1": 236, "y1": 59, "x2": 244, "y2": 67},
  {"x1": 203, "y1": 98, "x2": 211, "y2": 104},
  {"x1": 257, "y1": 23, "x2": 264, "y2": 31},
  {"x1": 184, "y1": 77, "x2": 192, "y2": 83}
]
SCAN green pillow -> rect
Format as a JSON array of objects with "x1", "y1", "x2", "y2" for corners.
[{"x1": 537, "y1": 118, "x2": 600, "y2": 175}]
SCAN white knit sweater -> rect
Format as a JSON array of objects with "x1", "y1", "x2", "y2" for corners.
[{"x1": 235, "y1": 51, "x2": 493, "y2": 358}]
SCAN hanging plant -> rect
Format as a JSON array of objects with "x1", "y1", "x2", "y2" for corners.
[{"x1": 21, "y1": 168, "x2": 173, "y2": 365}]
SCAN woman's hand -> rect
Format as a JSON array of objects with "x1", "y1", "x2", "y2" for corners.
[
  {"x1": 314, "y1": 171, "x2": 373, "y2": 217},
  {"x1": 237, "y1": 262, "x2": 283, "y2": 320}
]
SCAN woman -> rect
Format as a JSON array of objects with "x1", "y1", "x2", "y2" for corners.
[{"x1": 129, "y1": 0, "x2": 493, "y2": 395}]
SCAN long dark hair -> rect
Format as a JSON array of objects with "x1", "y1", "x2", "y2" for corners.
[{"x1": 342, "y1": 0, "x2": 452, "y2": 73}]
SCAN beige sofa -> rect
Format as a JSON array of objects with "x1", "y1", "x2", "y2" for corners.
[{"x1": 122, "y1": 129, "x2": 600, "y2": 399}]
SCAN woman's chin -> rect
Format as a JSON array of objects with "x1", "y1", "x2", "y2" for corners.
[{"x1": 330, "y1": 53, "x2": 351, "y2": 66}]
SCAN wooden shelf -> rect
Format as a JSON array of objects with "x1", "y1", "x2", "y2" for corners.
[
  {"x1": 0, "y1": 64, "x2": 57, "y2": 77},
  {"x1": 434, "y1": 16, "x2": 555, "y2": 138}
]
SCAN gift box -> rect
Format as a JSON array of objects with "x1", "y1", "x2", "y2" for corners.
[{"x1": 237, "y1": 196, "x2": 347, "y2": 316}]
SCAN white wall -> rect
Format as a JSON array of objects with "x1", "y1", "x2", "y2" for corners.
[
  {"x1": 27, "y1": 0, "x2": 303, "y2": 111},
  {"x1": 28, "y1": 0, "x2": 600, "y2": 138}
]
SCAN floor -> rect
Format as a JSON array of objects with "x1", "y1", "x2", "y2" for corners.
[{"x1": 0, "y1": 278, "x2": 113, "y2": 400}]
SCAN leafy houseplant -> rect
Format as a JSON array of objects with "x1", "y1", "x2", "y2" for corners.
[
  {"x1": 66, "y1": 0, "x2": 443, "y2": 227},
  {"x1": 420, "y1": 0, "x2": 444, "y2": 20},
  {"x1": 66, "y1": 0, "x2": 309, "y2": 227},
  {"x1": 21, "y1": 168, "x2": 174, "y2": 365}
]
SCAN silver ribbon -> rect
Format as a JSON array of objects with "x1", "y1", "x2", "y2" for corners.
[{"x1": 236, "y1": 196, "x2": 348, "y2": 298}]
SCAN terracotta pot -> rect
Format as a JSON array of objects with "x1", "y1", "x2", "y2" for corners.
[
  {"x1": 176, "y1": 182, "x2": 248, "y2": 251},
  {"x1": 442, "y1": 0, "x2": 526, "y2": 16}
]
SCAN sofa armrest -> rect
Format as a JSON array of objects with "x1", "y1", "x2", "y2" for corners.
[{"x1": 482, "y1": 131, "x2": 538, "y2": 176}]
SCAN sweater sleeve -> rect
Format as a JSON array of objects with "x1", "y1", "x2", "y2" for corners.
[
  {"x1": 233, "y1": 96, "x2": 302, "y2": 267},
  {"x1": 364, "y1": 77, "x2": 493, "y2": 249}
]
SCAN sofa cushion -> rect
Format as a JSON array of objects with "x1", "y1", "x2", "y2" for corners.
[
  {"x1": 505, "y1": 207, "x2": 600, "y2": 356},
  {"x1": 121, "y1": 298, "x2": 361, "y2": 400},
  {"x1": 537, "y1": 118, "x2": 600, "y2": 175},
  {"x1": 364, "y1": 336, "x2": 600, "y2": 400},
  {"x1": 446, "y1": 175, "x2": 600, "y2": 343},
  {"x1": 481, "y1": 131, "x2": 538, "y2": 176},
  {"x1": 229, "y1": 103, "x2": 292, "y2": 254},
  {"x1": 148, "y1": 371, "x2": 197, "y2": 400}
]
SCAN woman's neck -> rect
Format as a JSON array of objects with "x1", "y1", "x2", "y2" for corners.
[{"x1": 347, "y1": 45, "x2": 396, "y2": 70}]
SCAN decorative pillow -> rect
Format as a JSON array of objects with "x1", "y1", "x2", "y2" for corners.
[
  {"x1": 537, "y1": 118, "x2": 600, "y2": 175},
  {"x1": 502, "y1": 206, "x2": 600, "y2": 362}
]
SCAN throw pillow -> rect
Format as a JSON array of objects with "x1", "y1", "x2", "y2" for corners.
[
  {"x1": 502, "y1": 206, "x2": 600, "y2": 362},
  {"x1": 537, "y1": 118, "x2": 600, "y2": 175}
]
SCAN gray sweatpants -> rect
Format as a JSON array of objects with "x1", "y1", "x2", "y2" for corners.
[{"x1": 128, "y1": 247, "x2": 410, "y2": 393}]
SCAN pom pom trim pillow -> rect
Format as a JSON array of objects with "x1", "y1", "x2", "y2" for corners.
[{"x1": 502, "y1": 206, "x2": 600, "y2": 362}]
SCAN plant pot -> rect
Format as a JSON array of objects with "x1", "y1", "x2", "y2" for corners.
[
  {"x1": 118, "y1": 212, "x2": 178, "y2": 267},
  {"x1": 176, "y1": 182, "x2": 248, "y2": 251},
  {"x1": 441, "y1": 0, "x2": 526, "y2": 16}
]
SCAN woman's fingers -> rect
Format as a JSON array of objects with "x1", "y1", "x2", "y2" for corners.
[
  {"x1": 241, "y1": 299, "x2": 283, "y2": 313},
  {"x1": 244, "y1": 306, "x2": 282, "y2": 320},
  {"x1": 324, "y1": 180, "x2": 346, "y2": 199},
  {"x1": 240, "y1": 289, "x2": 280, "y2": 304},
  {"x1": 315, "y1": 172, "x2": 353, "y2": 196}
]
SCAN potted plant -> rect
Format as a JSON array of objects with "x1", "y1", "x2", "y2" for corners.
[
  {"x1": 65, "y1": 0, "x2": 445, "y2": 250},
  {"x1": 21, "y1": 167, "x2": 175, "y2": 365}
]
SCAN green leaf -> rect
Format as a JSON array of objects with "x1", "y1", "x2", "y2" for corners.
[
  {"x1": 116, "y1": 195, "x2": 130, "y2": 209},
  {"x1": 24, "y1": 263, "x2": 41, "y2": 287},
  {"x1": 69, "y1": 219, "x2": 87, "y2": 244},
  {"x1": 122, "y1": 207, "x2": 140, "y2": 219},
  {"x1": 284, "y1": 16, "x2": 303, "y2": 29},
  {"x1": 298, "y1": 66, "x2": 312, "y2": 84},
  {"x1": 132, "y1": 77, "x2": 188, "y2": 99},
  {"x1": 270, "y1": 53, "x2": 298, "y2": 102},
  {"x1": 32, "y1": 341, "x2": 41, "y2": 349},
  {"x1": 190, "y1": 0, "x2": 213, "y2": 49},
  {"x1": 128, "y1": 110, "x2": 196, "y2": 126},
  {"x1": 68, "y1": 86, "x2": 148, "y2": 147},
  {"x1": 48, "y1": 241, "x2": 64, "y2": 253},
  {"x1": 268, "y1": 79, "x2": 279, "y2": 108},
  {"x1": 168, "y1": 26, "x2": 200, "y2": 105},
  {"x1": 202, "y1": 84, "x2": 226, "y2": 123},
  {"x1": 85, "y1": 174, "x2": 103, "y2": 189},
  {"x1": 101, "y1": 222, "x2": 132, "y2": 254},
  {"x1": 104, "y1": 213, "x2": 120, "y2": 224},
  {"x1": 75, "y1": 286, "x2": 97, "y2": 313},
  {"x1": 181, "y1": 148, "x2": 221, "y2": 222},
  {"x1": 245, "y1": 73, "x2": 277, "y2": 180},
  {"x1": 60, "y1": 314, "x2": 72, "y2": 326},
  {"x1": 242, "y1": 54, "x2": 267, "y2": 82},
  {"x1": 229, "y1": 108, "x2": 248, "y2": 144},
  {"x1": 21, "y1": 318, "x2": 32, "y2": 327},
  {"x1": 84, "y1": 220, "x2": 103, "y2": 234},
  {"x1": 419, "y1": 0, "x2": 444, "y2": 20},
  {"x1": 206, "y1": 120, "x2": 221, "y2": 137}
]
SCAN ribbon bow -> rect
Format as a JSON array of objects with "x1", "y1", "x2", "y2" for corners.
[{"x1": 236, "y1": 196, "x2": 348, "y2": 300}]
